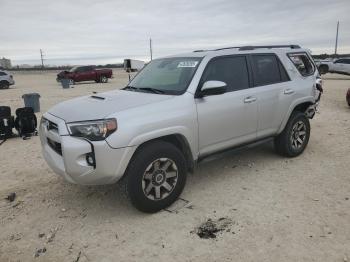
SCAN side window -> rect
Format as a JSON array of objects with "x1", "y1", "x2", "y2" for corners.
[
  {"x1": 251, "y1": 55, "x2": 281, "y2": 86},
  {"x1": 0, "y1": 72, "x2": 6, "y2": 76},
  {"x1": 288, "y1": 53, "x2": 315, "y2": 76},
  {"x1": 201, "y1": 56, "x2": 249, "y2": 92},
  {"x1": 342, "y1": 59, "x2": 350, "y2": 64},
  {"x1": 334, "y1": 59, "x2": 344, "y2": 64}
]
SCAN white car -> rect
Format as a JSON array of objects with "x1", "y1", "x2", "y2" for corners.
[
  {"x1": 318, "y1": 58, "x2": 350, "y2": 75},
  {"x1": 39, "y1": 45, "x2": 321, "y2": 212},
  {"x1": 0, "y1": 70, "x2": 15, "y2": 89}
]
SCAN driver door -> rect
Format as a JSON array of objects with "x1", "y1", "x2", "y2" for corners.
[{"x1": 195, "y1": 55, "x2": 258, "y2": 156}]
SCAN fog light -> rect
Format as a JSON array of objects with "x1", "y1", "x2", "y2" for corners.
[{"x1": 86, "y1": 153, "x2": 95, "y2": 167}]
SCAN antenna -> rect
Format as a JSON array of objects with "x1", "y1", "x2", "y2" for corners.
[
  {"x1": 40, "y1": 49, "x2": 45, "y2": 69},
  {"x1": 334, "y1": 21, "x2": 339, "y2": 56},
  {"x1": 149, "y1": 38, "x2": 153, "y2": 61}
]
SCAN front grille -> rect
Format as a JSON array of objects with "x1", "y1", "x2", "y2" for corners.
[{"x1": 47, "y1": 138, "x2": 62, "y2": 155}]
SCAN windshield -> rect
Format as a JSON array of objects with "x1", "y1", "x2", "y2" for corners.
[
  {"x1": 127, "y1": 57, "x2": 202, "y2": 95},
  {"x1": 69, "y1": 66, "x2": 78, "y2": 72}
]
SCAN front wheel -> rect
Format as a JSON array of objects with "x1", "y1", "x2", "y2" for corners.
[
  {"x1": 122, "y1": 141, "x2": 187, "y2": 213},
  {"x1": 274, "y1": 111, "x2": 310, "y2": 157}
]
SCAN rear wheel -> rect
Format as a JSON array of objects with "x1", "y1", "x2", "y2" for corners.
[
  {"x1": 122, "y1": 141, "x2": 187, "y2": 213},
  {"x1": 100, "y1": 75, "x2": 108, "y2": 83},
  {"x1": 274, "y1": 111, "x2": 310, "y2": 157}
]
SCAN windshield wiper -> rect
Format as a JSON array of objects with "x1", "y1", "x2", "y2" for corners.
[
  {"x1": 123, "y1": 85, "x2": 138, "y2": 91},
  {"x1": 137, "y1": 87, "x2": 165, "y2": 94}
]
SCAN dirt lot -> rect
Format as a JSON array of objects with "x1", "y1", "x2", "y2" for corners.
[{"x1": 0, "y1": 71, "x2": 349, "y2": 262}]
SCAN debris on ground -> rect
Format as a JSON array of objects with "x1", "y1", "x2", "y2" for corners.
[
  {"x1": 195, "y1": 217, "x2": 232, "y2": 239},
  {"x1": 46, "y1": 226, "x2": 61, "y2": 243},
  {"x1": 34, "y1": 247, "x2": 47, "y2": 258},
  {"x1": 74, "y1": 251, "x2": 82, "y2": 262},
  {"x1": 5, "y1": 192, "x2": 16, "y2": 202},
  {"x1": 38, "y1": 233, "x2": 45, "y2": 238},
  {"x1": 9, "y1": 233, "x2": 23, "y2": 241}
]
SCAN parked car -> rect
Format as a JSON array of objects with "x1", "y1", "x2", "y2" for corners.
[
  {"x1": 40, "y1": 45, "x2": 321, "y2": 213},
  {"x1": 56, "y1": 66, "x2": 113, "y2": 84},
  {"x1": 0, "y1": 70, "x2": 15, "y2": 89},
  {"x1": 318, "y1": 58, "x2": 350, "y2": 75},
  {"x1": 124, "y1": 59, "x2": 145, "y2": 72},
  {"x1": 347, "y1": 88, "x2": 350, "y2": 106}
]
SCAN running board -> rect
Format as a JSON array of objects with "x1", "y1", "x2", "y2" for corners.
[{"x1": 198, "y1": 137, "x2": 273, "y2": 164}]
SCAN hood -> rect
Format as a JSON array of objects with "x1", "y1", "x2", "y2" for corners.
[{"x1": 48, "y1": 90, "x2": 174, "y2": 122}]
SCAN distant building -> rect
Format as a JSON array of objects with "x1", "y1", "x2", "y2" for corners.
[{"x1": 0, "y1": 57, "x2": 12, "y2": 69}]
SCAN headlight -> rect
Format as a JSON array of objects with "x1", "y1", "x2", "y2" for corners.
[{"x1": 67, "y1": 119, "x2": 117, "y2": 141}]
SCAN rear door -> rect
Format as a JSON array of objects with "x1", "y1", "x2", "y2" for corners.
[
  {"x1": 77, "y1": 66, "x2": 95, "y2": 81},
  {"x1": 196, "y1": 55, "x2": 258, "y2": 156}
]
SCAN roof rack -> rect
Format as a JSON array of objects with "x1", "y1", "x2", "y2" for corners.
[
  {"x1": 237, "y1": 45, "x2": 301, "y2": 51},
  {"x1": 193, "y1": 45, "x2": 301, "y2": 52}
]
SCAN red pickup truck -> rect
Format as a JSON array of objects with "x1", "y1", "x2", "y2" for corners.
[{"x1": 56, "y1": 66, "x2": 113, "y2": 84}]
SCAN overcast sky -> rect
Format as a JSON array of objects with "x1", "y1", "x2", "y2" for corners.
[{"x1": 0, "y1": 0, "x2": 349, "y2": 66}]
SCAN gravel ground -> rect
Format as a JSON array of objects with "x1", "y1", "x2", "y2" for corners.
[{"x1": 0, "y1": 71, "x2": 349, "y2": 262}]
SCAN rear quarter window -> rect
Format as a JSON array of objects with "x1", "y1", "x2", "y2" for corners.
[
  {"x1": 251, "y1": 54, "x2": 289, "y2": 86},
  {"x1": 288, "y1": 53, "x2": 315, "y2": 76}
]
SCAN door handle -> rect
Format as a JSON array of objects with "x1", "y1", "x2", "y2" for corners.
[
  {"x1": 244, "y1": 96, "x2": 257, "y2": 103},
  {"x1": 284, "y1": 89, "x2": 295, "y2": 95}
]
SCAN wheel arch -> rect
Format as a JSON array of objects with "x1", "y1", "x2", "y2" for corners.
[
  {"x1": 277, "y1": 98, "x2": 314, "y2": 134},
  {"x1": 132, "y1": 134, "x2": 195, "y2": 173}
]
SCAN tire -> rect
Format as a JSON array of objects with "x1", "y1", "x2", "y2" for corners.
[
  {"x1": 319, "y1": 65, "x2": 329, "y2": 75},
  {"x1": 0, "y1": 81, "x2": 10, "y2": 89},
  {"x1": 274, "y1": 111, "x2": 310, "y2": 157},
  {"x1": 122, "y1": 141, "x2": 187, "y2": 213},
  {"x1": 100, "y1": 75, "x2": 108, "y2": 83}
]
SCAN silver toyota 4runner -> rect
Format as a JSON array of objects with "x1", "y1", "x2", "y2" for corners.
[{"x1": 40, "y1": 45, "x2": 322, "y2": 212}]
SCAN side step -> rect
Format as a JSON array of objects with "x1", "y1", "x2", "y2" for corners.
[{"x1": 198, "y1": 137, "x2": 274, "y2": 164}]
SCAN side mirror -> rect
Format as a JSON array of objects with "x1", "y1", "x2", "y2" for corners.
[{"x1": 198, "y1": 80, "x2": 227, "y2": 97}]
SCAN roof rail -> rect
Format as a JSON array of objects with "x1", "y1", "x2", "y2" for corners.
[
  {"x1": 238, "y1": 45, "x2": 301, "y2": 51},
  {"x1": 193, "y1": 45, "x2": 301, "y2": 53}
]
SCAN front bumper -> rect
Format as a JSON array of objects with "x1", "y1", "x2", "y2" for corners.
[{"x1": 39, "y1": 113, "x2": 135, "y2": 185}]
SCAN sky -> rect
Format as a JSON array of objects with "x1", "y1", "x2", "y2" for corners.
[{"x1": 0, "y1": 0, "x2": 349, "y2": 66}]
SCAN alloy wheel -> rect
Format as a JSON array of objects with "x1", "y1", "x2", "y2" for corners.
[
  {"x1": 290, "y1": 121, "x2": 307, "y2": 150},
  {"x1": 142, "y1": 158, "x2": 178, "y2": 201}
]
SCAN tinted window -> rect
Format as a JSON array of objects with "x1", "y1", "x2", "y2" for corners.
[
  {"x1": 339, "y1": 59, "x2": 350, "y2": 64},
  {"x1": 201, "y1": 56, "x2": 249, "y2": 92},
  {"x1": 279, "y1": 60, "x2": 290, "y2": 82},
  {"x1": 288, "y1": 53, "x2": 315, "y2": 76},
  {"x1": 0, "y1": 72, "x2": 6, "y2": 76},
  {"x1": 251, "y1": 55, "x2": 281, "y2": 86}
]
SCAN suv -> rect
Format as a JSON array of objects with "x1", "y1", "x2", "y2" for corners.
[
  {"x1": 317, "y1": 58, "x2": 350, "y2": 75},
  {"x1": 0, "y1": 70, "x2": 15, "y2": 89},
  {"x1": 39, "y1": 45, "x2": 321, "y2": 213}
]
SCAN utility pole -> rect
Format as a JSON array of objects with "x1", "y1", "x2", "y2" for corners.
[
  {"x1": 149, "y1": 38, "x2": 153, "y2": 61},
  {"x1": 40, "y1": 49, "x2": 45, "y2": 69},
  {"x1": 334, "y1": 21, "x2": 339, "y2": 56}
]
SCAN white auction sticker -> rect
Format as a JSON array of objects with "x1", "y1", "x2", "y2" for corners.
[{"x1": 178, "y1": 61, "x2": 198, "y2": 68}]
